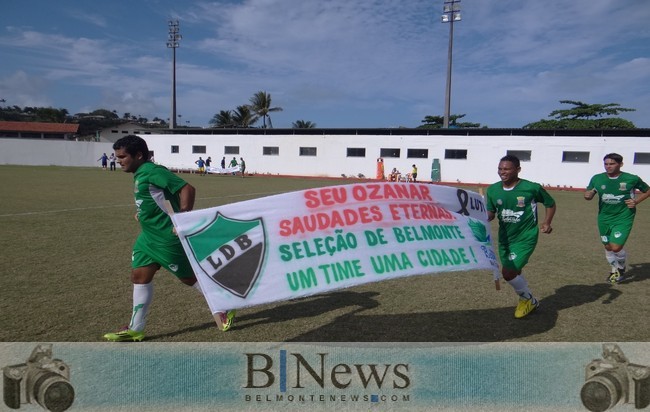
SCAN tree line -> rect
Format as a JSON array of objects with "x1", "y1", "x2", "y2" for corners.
[
  {"x1": 417, "y1": 100, "x2": 636, "y2": 129},
  {"x1": 0, "y1": 99, "x2": 636, "y2": 134}
]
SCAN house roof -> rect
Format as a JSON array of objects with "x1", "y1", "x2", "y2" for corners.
[{"x1": 0, "y1": 121, "x2": 79, "y2": 133}]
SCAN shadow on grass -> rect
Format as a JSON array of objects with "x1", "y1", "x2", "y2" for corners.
[
  {"x1": 146, "y1": 290, "x2": 380, "y2": 340},
  {"x1": 148, "y1": 263, "x2": 649, "y2": 341},
  {"x1": 288, "y1": 283, "x2": 626, "y2": 342},
  {"x1": 618, "y1": 262, "x2": 650, "y2": 284}
]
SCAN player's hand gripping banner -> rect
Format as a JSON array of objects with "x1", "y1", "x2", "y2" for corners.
[{"x1": 171, "y1": 182, "x2": 499, "y2": 313}]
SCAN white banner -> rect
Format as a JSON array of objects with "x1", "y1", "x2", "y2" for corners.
[
  {"x1": 206, "y1": 165, "x2": 241, "y2": 174},
  {"x1": 171, "y1": 182, "x2": 498, "y2": 313}
]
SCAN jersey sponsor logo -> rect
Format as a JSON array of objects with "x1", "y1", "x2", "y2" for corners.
[
  {"x1": 516, "y1": 196, "x2": 525, "y2": 208},
  {"x1": 500, "y1": 209, "x2": 524, "y2": 223},
  {"x1": 601, "y1": 193, "x2": 625, "y2": 204},
  {"x1": 186, "y1": 213, "x2": 266, "y2": 299}
]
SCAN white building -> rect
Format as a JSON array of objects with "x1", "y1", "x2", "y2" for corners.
[
  {"x1": 2, "y1": 128, "x2": 649, "y2": 188},
  {"x1": 141, "y1": 128, "x2": 650, "y2": 188}
]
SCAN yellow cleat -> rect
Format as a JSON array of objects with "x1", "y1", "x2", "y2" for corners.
[
  {"x1": 514, "y1": 298, "x2": 539, "y2": 319},
  {"x1": 215, "y1": 310, "x2": 236, "y2": 332},
  {"x1": 103, "y1": 327, "x2": 145, "y2": 342}
]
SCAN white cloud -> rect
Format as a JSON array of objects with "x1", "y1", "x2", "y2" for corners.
[{"x1": 1, "y1": 0, "x2": 648, "y2": 127}]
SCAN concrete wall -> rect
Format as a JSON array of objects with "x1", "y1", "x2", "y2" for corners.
[
  {"x1": 0, "y1": 139, "x2": 114, "y2": 167},
  {"x1": 2, "y1": 133, "x2": 649, "y2": 188},
  {"x1": 141, "y1": 133, "x2": 650, "y2": 188}
]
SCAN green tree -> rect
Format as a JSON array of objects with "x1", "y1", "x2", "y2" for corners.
[
  {"x1": 248, "y1": 91, "x2": 283, "y2": 128},
  {"x1": 0, "y1": 106, "x2": 69, "y2": 123},
  {"x1": 232, "y1": 105, "x2": 258, "y2": 128},
  {"x1": 209, "y1": 110, "x2": 236, "y2": 128},
  {"x1": 417, "y1": 114, "x2": 481, "y2": 129},
  {"x1": 524, "y1": 100, "x2": 636, "y2": 129},
  {"x1": 292, "y1": 120, "x2": 316, "y2": 129},
  {"x1": 36, "y1": 107, "x2": 69, "y2": 123},
  {"x1": 0, "y1": 105, "x2": 28, "y2": 121}
]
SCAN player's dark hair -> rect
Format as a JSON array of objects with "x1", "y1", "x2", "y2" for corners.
[
  {"x1": 603, "y1": 153, "x2": 623, "y2": 164},
  {"x1": 113, "y1": 135, "x2": 150, "y2": 161},
  {"x1": 500, "y1": 154, "x2": 520, "y2": 168}
]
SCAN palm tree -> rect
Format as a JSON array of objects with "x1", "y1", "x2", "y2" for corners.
[
  {"x1": 209, "y1": 110, "x2": 236, "y2": 128},
  {"x1": 292, "y1": 120, "x2": 317, "y2": 129},
  {"x1": 232, "y1": 105, "x2": 258, "y2": 128},
  {"x1": 248, "y1": 91, "x2": 283, "y2": 128}
]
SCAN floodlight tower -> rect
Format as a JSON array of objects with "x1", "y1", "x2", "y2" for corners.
[
  {"x1": 167, "y1": 20, "x2": 182, "y2": 129},
  {"x1": 441, "y1": 0, "x2": 461, "y2": 129}
]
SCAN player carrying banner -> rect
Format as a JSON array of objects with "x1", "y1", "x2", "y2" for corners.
[{"x1": 103, "y1": 135, "x2": 235, "y2": 342}]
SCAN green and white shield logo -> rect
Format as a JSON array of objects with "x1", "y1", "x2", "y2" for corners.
[{"x1": 186, "y1": 213, "x2": 265, "y2": 298}]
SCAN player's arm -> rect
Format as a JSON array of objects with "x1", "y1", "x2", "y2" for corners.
[
  {"x1": 178, "y1": 183, "x2": 196, "y2": 212},
  {"x1": 540, "y1": 203, "x2": 556, "y2": 234},
  {"x1": 487, "y1": 210, "x2": 496, "y2": 222},
  {"x1": 584, "y1": 188, "x2": 597, "y2": 200},
  {"x1": 625, "y1": 189, "x2": 650, "y2": 209}
]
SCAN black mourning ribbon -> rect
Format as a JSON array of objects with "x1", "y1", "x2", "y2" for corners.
[{"x1": 457, "y1": 189, "x2": 470, "y2": 216}]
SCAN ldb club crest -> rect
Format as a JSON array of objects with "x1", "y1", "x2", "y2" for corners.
[{"x1": 186, "y1": 213, "x2": 266, "y2": 298}]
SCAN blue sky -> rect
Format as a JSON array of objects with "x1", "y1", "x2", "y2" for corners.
[{"x1": 1, "y1": 0, "x2": 649, "y2": 128}]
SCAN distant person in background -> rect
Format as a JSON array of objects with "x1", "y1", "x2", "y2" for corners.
[
  {"x1": 229, "y1": 157, "x2": 238, "y2": 175},
  {"x1": 221, "y1": 156, "x2": 226, "y2": 169},
  {"x1": 389, "y1": 168, "x2": 400, "y2": 182},
  {"x1": 195, "y1": 157, "x2": 206, "y2": 175},
  {"x1": 240, "y1": 157, "x2": 246, "y2": 178},
  {"x1": 411, "y1": 164, "x2": 418, "y2": 182},
  {"x1": 109, "y1": 153, "x2": 117, "y2": 171},
  {"x1": 205, "y1": 156, "x2": 212, "y2": 169},
  {"x1": 584, "y1": 153, "x2": 650, "y2": 284},
  {"x1": 486, "y1": 154, "x2": 556, "y2": 319},
  {"x1": 98, "y1": 153, "x2": 108, "y2": 170}
]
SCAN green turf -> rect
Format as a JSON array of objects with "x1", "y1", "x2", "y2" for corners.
[{"x1": 1, "y1": 165, "x2": 648, "y2": 342}]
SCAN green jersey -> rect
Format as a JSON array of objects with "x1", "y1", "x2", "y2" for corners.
[
  {"x1": 486, "y1": 179, "x2": 555, "y2": 245},
  {"x1": 586, "y1": 172, "x2": 649, "y2": 222},
  {"x1": 133, "y1": 162, "x2": 188, "y2": 246}
]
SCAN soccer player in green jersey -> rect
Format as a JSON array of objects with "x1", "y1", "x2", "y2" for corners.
[
  {"x1": 486, "y1": 155, "x2": 556, "y2": 319},
  {"x1": 103, "y1": 135, "x2": 235, "y2": 342},
  {"x1": 585, "y1": 153, "x2": 650, "y2": 284}
]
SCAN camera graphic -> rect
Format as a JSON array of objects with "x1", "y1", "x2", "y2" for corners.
[
  {"x1": 581, "y1": 343, "x2": 650, "y2": 411},
  {"x1": 3, "y1": 344, "x2": 74, "y2": 411}
]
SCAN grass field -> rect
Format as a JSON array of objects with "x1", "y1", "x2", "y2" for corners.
[{"x1": 1, "y1": 165, "x2": 648, "y2": 342}]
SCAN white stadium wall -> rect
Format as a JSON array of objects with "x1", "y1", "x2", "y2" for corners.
[
  {"x1": 141, "y1": 132, "x2": 650, "y2": 188},
  {"x1": 0, "y1": 139, "x2": 114, "y2": 167},
  {"x1": 2, "y1": 132, "x2": 649, "y2": 188}
]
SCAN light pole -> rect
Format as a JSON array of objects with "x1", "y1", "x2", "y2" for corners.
[
  {"x1": 441, "y1": 0, "x2": 461, "y2": 129},
  {"x1": 167, "y1": 20, "x2": 182, "y2": 129}
]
